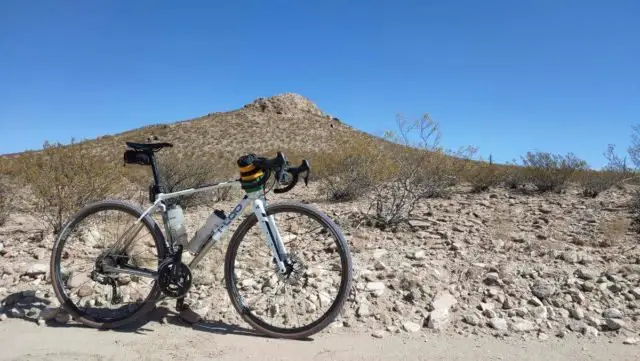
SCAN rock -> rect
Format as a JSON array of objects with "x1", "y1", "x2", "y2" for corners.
[
  {"x1": 402, "y1": 321, "x2": 421, "y2": 333},
  {"x1": 571, "y1": 306, "x2": 585, "y2": 320},
  {"x1": 25, "y1": 264, "x2": 47, "y2": 277},
  {"x1": 561, "y1": 251, "x2": 579, "y2": 263},
  {"x1": 623, "y1": 337, "x2": 639, "y2": 345},
  {"x1": 356, "y1": 304, "x2": 370, "y2": 317},
  {"x1": 408, "y1": 220, "x2": 429, "y2": 228},
  {"x1": 538, "y1": 332, "x2": 550, "y2": 341},
  {"x1": 585, "y1": 315, "x2": 601, "y2": 328},
  {"x1": 432, "y1": 291, "x2": 457, "y2": 310},
  {"x1": 582, "y1": 281, "x2": 595, "y2": 292},
  {"x1": 67, "y1": 274, "x2": 90, "y2": 289},
  {"x1": 539, "y1": 206, "x2": 552, "y2": 214},
  {"x1": 605, "y1": 318, "x2": 625, "y2": 331},
  {"x1": 38, "y1": 307, "x2": 59, "y2": 321},
  {"x1": 77, "y1": 285, "x2": 93, "y2": 297},
  {"x1": 510, "y1": 232, "x2": 527, "y2": 243},
  {"x1": 365, "y1": 282, "x2": 386, "y2": 296},
  {"x1": 489, "y1": 318, "x2": 508, "y2": 331},
  {"x1": 0, "y1": 313, "x2": 6, "y2": 321},
  {"x1": 528, "y1": 297, "x2": 544, "y2": 307},
  {"x1": 631, "y1": 287, "x2": 640, "y2": 299},
  {"x1": 602, "y1": 308, "x2": 623, "y2": 319},
  {"x1": 373, "y1": 260, "x2": 387, "y2": 271},
  {"x1": 582, "y1": 325, "x2": 599, "y2": 338},
  {"x1": 37, "y1": 319, "x2": 46, "y2": 326},
  {"x1": 372, "y1": 249, "x2": 387, "y2": 259},
  {"x1": 556, "y1": 330, "x2": 566, "y2": 338},
  {"x1": 510, "y1": 319, "x2": 536, "y2": 333},
  {"x1": 412, "y1": 250, "x2": 426, "y2": 260},
  {"x1": 371, "y1": 330, "x2": 385, "y2": 338},
  {"x1": 532, "y1": 306, "x2": 548, "y2": 320},
  {"x1": 9, "y1": 308, "x2": 22, "y2": 317},
  {"x1": 427, "y1": 308, "x2": 450, "y2": 330},
  {"x1": 531, "y1": 281, "x2": 555, "y2": 299},
  {"x1": 576, "y1": 269, "x2": 598, "y2": 280},
  {"x1": 483, "y1": 273, "x2": 501, "y2": 286},
  {"x1": 463, "y1": 314, "x2": 481, "y2": 326}
]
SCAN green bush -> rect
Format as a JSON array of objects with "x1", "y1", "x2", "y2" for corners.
[
  {"x1": 519, "y1": 151, "x2": 589, "y2": 193},
  {"x1": 464, "y1": 161, "x2": 505, "y2": 193}
]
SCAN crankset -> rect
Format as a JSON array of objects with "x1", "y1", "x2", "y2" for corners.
[{"x1": 157, "y1": 259, "x2": 192, "y2": 298}]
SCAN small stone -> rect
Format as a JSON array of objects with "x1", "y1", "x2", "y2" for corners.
[
  {"x1": 576, "y1": 269, "x2": 598, "y2": 280},
  {"x1": 585, "y1": 315, "x2": 601, "y2": 328},
  {"x1": 374, "y1": 260, "x2": 387, "y2": 271},
  {"x1": 67, "y1": 274, "x2": 90, "y2": 289},
  {"x1": 356, "y1": 304, "x2": 370, "y2": 317},
  {"x1": 510, "y1": 319, "x2": 536, "y2": 333},
  {"x1": 623, "y1": 337, "x2": 639, "y2": 345},
  {"x1": 503, "y1": 298, "x2": 514, "y2": 309},
  {"x1": 605, "y1": 318, "x2": 625, "y2": 331},
  {"x1": 528, "y1": 297, "x2": 544, "y2": 307},
  {"x1": 533, "y1": 306, "x2": 548, "y2": 320},
  {"x1": 539, "y1": 206, "x2": 552, "y2": 214},
  {"x1": 515, "y1": 308, "x2": 529, "y2": 317},
  {"x1": 483, "y1": 273, "x2": 501, "y2": 286},
  {"x1": 532, "y1": 281, "x2": 555, "y2": 299},
  {"x1": 489, "y1": 318, "x2": 508, "y2": 331},
  {"x1": 510, "y1": 232, "x2": 527, "y2": 243},
  {"x1": 365, "y1": 282, "x2": 386, "y2": 296},
  {"x1": 371, "y1": 330, "x2": 385, "y2": 338},
  {"x1": 561, "y1": 251, "x2": 579, "y2": 263},
  {"x1": 0, "y1": 313, "x2": 7, "y2": 321},
  {"x1": 427, "y1": 308, "x2": 450, "y2": 330},
  {"x1": 556, "y1": 330, "x2": 566, "y2": 338},
  {"x1": 582, "y1": 325, "x2": 599, "y2": 338},
  {"x1": 582, "y1": 281, "x2": 595, "y2": 292},
  {"x1": 37, "y1": 319, "x2": 46, "y2": 326},
  {"x1": 571, "y1": 306, "x2": 585, "y2": 320},
  {"x1": 25, "y1": 264, "x2": 47, "y2": 277},
  {"x1": 402, "y1": 321, "x2": 421, "y2": 333},
  {"x1": 463, "y1": 314, "x2": 481, "y2": 326},
  {"x1": 631, "y1": 287, "x2": 640, "y2": 299},
  {"x1": 603, "y1": 308, "x2": 623, "y2": 319},
  {"x1": 372, "y1": 249, "x2": 387, "y2": 259},
  {"x1": 412, "y1": 250, "x2": 426, "y2": 260},
  {"x1": 432, "y1": 291, "x2": 457, "y2": 310},
  {"x1": 538, "y1": 332, "x2": 549, "y2": 341},
  {"x1": 77, "y1": 285, "x2": 93, "y2": 297},
  {"x1": 484, "y1": 309, "x2": 497, "y2": 319}
]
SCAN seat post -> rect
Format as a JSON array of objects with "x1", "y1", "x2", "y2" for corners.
[{"x1": 148, "y1": 151, "x2": 163, "y2": 192}]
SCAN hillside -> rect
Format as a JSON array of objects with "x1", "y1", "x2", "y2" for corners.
[{"x1": 2, "y1": 93, "x2": 369, "y2": 176}]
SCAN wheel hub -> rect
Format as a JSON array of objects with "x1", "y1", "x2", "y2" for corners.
[{"x1": 276, "y1": 254, "x2": 306, "y2": 285}]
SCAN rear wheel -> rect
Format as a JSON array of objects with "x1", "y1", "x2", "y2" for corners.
[
  {"x1": 224, "y1": 201, "x2": 353, "y2": 339},
  {"x1": 50, "y1": 200, "x2": 167, "y2": 329}
]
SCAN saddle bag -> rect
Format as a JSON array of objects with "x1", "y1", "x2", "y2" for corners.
[{"x1": 123, "y1": 149, "x2": 152, "y2": 166}]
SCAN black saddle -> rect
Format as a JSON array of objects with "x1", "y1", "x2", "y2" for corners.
[{"x1": 125, "y1": 142, "x2": 173, "y2": 152}]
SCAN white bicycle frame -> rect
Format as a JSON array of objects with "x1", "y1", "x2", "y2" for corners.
[{"x1": 104, "y1": 179, "x2": 289, "y2": 279}]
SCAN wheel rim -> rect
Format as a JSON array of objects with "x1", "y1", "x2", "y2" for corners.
[
  {"x1": 229, "y1": 207, "x2": 350, "y2": 334},
  {"x1": 53, "y1": 205, "x2": 162, "y2": 324}
]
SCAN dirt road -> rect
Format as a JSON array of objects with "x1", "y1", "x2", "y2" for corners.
[{"x1": 0, "y1": 312, "x2": 638, "y2": 361}]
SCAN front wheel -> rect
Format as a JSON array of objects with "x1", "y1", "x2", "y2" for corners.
[{"x1": 224, "y1": 201, "x2": 353, "y2": 339}]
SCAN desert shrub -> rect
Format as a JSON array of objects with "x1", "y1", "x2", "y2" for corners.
[
  {"x1": 314, "y1": 135, "x2": 392, "y2": 201},
  {"x1": 0, "y1": 178, "x2": 12, "y2": 226},
  {"x1": 368, "y1": 114, "x2": 468, "y2": 226},
  {"x1": 155, "y1": 151, "x2": 232, "y2": 209},
  {"x1": 519, "y1": 151, "x2": 589, "y2": 193},
  {"x1": 18, "y1": 140, "x2": 124, "y2": 233},
  {"x1": 464, "y1": 161, "x2": 505, "y2": 193},
  {"x1": 502, "y1": 164, "x2": 526, "y2": 190},
  {"x1": 577, "y1": 170, "x2": 628, "y2": 198}
]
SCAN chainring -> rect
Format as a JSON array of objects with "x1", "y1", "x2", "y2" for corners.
[{"x1": 157, "y1": 260, "x2": 192, "y2": 298}]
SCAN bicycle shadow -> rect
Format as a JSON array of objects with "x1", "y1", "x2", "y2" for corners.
[{"x1": 1, "y1": 290, "x2": 312, "y2": 341}]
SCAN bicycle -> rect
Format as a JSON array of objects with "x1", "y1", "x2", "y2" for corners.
[{"x1": 49, "y1": 141, "x2": 353, "y2": 339}]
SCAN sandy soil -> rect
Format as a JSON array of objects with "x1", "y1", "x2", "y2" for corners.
[{"x1": 0, "y1": 311, "x2": 637, "y2": 361}]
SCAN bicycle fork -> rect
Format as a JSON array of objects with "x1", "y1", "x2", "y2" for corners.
[{"x1": 252, "y1": 199, "x2": 289, "y2": 274}]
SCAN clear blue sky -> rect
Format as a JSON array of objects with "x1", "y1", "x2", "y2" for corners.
[{"x1": 1, "y1": 0, "x2": 638, "y2": 168}]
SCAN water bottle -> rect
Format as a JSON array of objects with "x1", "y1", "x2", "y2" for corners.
[
  {"x1": 187, "y1": 209, "x2": 226, "y2": 254},
  {"x1": 166, "y1": 204, "x2": 188, "y2": 246}
]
